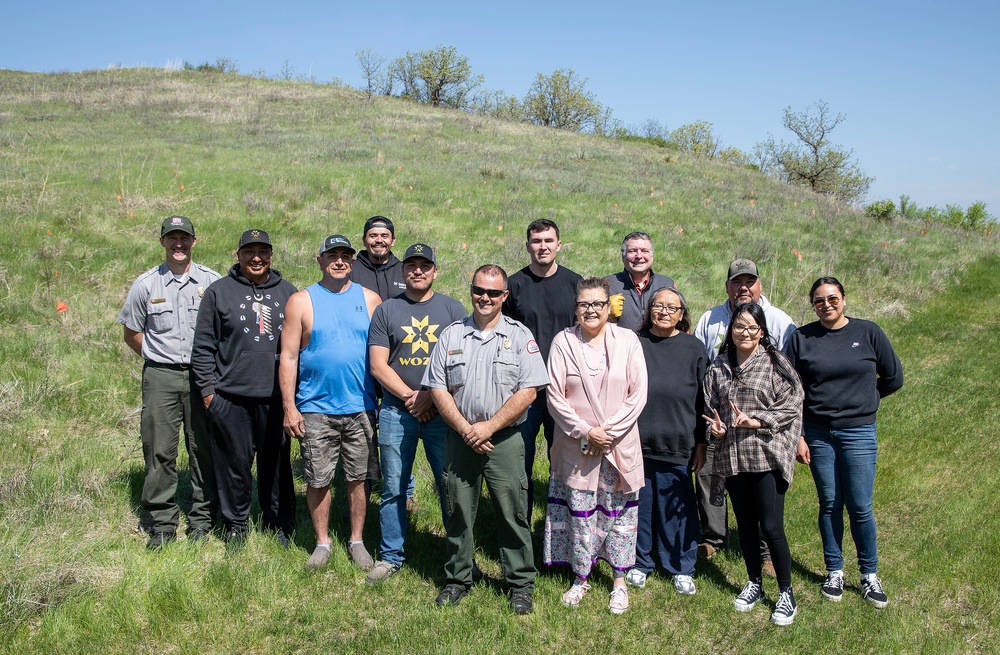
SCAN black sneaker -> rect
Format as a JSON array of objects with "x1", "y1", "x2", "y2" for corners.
[
  {"x1": 821, "y1": 571, "x2": 844, "y2": 601},
  {"x1": 861, "y1": 575, "x2": 889, "y2": 609},
  {"x1": 187, "y1": 526, "x2": 212, "y2": 543},
  {"x1": 733, "y1": 579, "x2": 764, "y2": 612},
  {"x1": 146, "y1": 531, "x2": 176, "y2": 550},
  {"x1": 225, "y1": 527, "x2": 248, "y2": 549},
  {"x1": 510, "y1": 590, "x2": 533, "y2": 615},
  {"x1": 770, "y1": 587, "x2": 797, "y2": 626},
  {"x1": 435, "y1": 584, "x2": 470, "y2": 607}
]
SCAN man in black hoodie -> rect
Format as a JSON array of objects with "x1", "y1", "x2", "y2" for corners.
[
  {"x1": 191, "y1": 229, "x2": 297, "y2": 546},
  {"x1": 349, "y1": 216, "x2": 406, "y2": 300}
]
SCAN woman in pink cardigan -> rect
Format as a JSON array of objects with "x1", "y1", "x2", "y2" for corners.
[{"x1": 543, "y1": 277, "x2": 649, "y2": 615}]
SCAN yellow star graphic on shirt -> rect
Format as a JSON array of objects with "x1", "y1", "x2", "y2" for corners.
[{"x1": 401, "y1": 315, "x2": 439, "y2": 355}]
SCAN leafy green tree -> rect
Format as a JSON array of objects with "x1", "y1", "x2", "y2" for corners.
[
  {"x1": 717, "y1": 146, "x2": 753, "y2": 168},
  {"x1": 898, "y1": 194, "x2": 917, "y2": 219},
  {"x1": 523, "y1": 69, "x2": 605, "y2": 131},
  {"x1": 388, "y1": 46, "x2": 483, "y2": 109},
  {"x1": 757, "y1": 101, "x2": 873, "y2": 204},
  {"x1": 964, "y1": 201, "x2": 992, "y2": 229},
  {"x1": 670, "y1": 120, "x2": 719, "y2": 157},
  {"x1": 472, "y1": 89, "x2": 526, "y2": 121}
]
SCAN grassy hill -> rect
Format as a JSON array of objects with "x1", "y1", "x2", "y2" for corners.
[{"x1": 1, "y1": 68, "x2": 998, "y2": 654}]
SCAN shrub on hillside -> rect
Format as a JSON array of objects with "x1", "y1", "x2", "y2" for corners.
[{"x1": 865, "y1": 199, "x2": 896, "y2": 222}]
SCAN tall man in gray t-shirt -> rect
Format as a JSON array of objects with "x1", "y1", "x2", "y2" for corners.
[
  {"x1": 117, "y1": 216, "x2": 221, "y2": 549},
  {"x1": 364, "y1": 244, "x2": 467, "y2": 583}
]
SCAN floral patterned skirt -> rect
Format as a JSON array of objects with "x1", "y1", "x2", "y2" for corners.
[{"x1": 543, "y1": 458, "x2": 639, "y2": 577}]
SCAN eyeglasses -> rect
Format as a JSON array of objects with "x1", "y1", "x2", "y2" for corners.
[
  {"x1": 471, "y1": 285, "x2": 506, "y2": 299},
  {"x1": 651, "y1": 304, "x2": 682, "y2": 314},
  {"x1": 575, "y1": 301, "x2": 610, "y2": 311},
  {"x1": 732, "y1": 324, "x2": 761, "y2": 336},
  {"x1": 812, "y1": 295, "x2": 842, "y2": 308}
]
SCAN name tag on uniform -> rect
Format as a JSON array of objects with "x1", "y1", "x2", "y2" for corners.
[
  {"x1": 151, "y1": 298, "x2": 166, "y2": 304},
  {"x1": 448, "y1": 349, "x2": 463, "y2": 355}
]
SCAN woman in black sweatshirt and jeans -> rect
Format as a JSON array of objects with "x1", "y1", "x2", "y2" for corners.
[
  {"x1": 626, "y1": 287, "x2": 707, "y2": 596},
  {"x1": 786, "y1": 277, "x2": 904, "y2": 609}
]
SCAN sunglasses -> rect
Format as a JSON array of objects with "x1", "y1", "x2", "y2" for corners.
[
  {"x1": 812, "y1": 295, "x2": 842, "y2": 308},
  {"x1": 471, "y1": 285, "x2": 506, "y2": 299}
]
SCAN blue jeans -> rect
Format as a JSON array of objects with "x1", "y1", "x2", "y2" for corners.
[
  {"x1": 804, "y1": 422, "x2": 879, "y2": 574},
  {"x1": 634, "y1": 459, "x2": 700, "y2": 577},
  {"x1": 518, "y1": 392, "x2": 554, "y2": 523},
  {"x1": 377, "y1": 405, "x2": 448, "y2": 566}
]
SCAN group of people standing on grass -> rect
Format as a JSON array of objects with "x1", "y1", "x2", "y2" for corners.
[{"x1": 119, "y1": 215, "x2": 903, "y2": 624}]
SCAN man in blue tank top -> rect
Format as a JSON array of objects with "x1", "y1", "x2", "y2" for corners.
[{"x1": 279, "y1": 235, "x2": 382, "y2": 571}]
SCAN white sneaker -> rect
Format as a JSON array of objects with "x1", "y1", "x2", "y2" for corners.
[
  {"x1": 624, "y1": 568, "x2": 647, "y2": 589},
  {"x1": 561, "y1": 581, "x2": 591, "y2": 608},
  {"x1": 608, "y1": 587, "x2": 629, "y2": 615},
  {"x1": 673, "y1": 574, "x2": 696, "y2": 595}
]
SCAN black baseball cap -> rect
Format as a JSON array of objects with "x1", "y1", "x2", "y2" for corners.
[
  {"x1": 320, "y1": 234, "x2": 356, "y2": 255},
  {"x1": 239, "y1": 229, "x2": 271, "y2": 248},
  {"x1": 160, "y1": 215, "x2": 195, "y2": 236},
  {"x1": 402, "y1": 243, "x2": 435, "y2": 264},
  {"x1": 363, "y1": 215, "x2": 395, "y2": 237}
]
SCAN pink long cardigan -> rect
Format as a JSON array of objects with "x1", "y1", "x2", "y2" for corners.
[{"x1": 546, "y1": 324, "x2": 649, "y2": 494}]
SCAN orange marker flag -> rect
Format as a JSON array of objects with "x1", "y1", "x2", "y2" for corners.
[{"x1": 56, "y1": 302, "x2": 68, "y2": 313}]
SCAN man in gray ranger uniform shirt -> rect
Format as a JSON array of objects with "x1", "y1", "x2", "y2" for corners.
[{"x1": 117, "y1": 216, "x2": 221, "y2": 549}]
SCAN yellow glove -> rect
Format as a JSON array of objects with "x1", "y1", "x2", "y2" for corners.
[{"x1": 609, "y1": 293, "x2": 624, "y2": 319}]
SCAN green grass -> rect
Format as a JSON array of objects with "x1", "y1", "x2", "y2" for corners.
[{"x1": 1, "y1": 68, "x2": 998, "y2": 653}]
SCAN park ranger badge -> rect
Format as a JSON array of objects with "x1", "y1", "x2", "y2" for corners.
[
  {"x1": 198, "y1": 287, "x2": 205, "y2": 298},
  {"x1": 503, "y1": 338, "x2": 511, "y2": 350}
]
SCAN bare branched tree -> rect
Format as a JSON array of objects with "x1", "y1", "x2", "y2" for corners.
[{"x1": 356, "y1": 48, "x2": 385, "y2": 101}]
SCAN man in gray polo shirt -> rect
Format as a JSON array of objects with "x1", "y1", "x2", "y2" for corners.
[
  {"x1": 117, "y1": 216, "x2": 221, "y2": 549},
  {"x1": 423, "y1": 264, "x2": 549, "y2": 615}
]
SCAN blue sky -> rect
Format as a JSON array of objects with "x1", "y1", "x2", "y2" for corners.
[{"x1": 4, "y1": 1, "x2": 998, "y2": 211}]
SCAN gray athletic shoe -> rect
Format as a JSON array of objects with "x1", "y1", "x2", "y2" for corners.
[
  {"x1": 365, "y1": 561, "x2": 400, "y2": 584},
  {"x1": 349, "y1": 541, "x2": 374, "y2": 571},
  {"x1": 306, "y1": 545, "x2": 331, "y2": 569}
]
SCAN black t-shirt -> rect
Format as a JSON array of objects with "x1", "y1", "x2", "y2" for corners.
[
  {"x1": 636, "y1": 329, "x2": 707, "y2": 464},
  {"x1": 503, "y1": 265, "x2": 582, "y2": 362},
  {"x1": 368, "y1": 291, "x2": 467, "y2": 409}
]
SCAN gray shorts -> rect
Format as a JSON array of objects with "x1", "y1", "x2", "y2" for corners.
[{"x1": 300, "y1": 411, "x2": 379, "y2": 486}]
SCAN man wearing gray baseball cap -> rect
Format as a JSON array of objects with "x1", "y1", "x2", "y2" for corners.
[
  {"x1": 691, "y1": 258, "x2": 797, "y2": 572},
  {"x1": 279, "y1": 234, "x2": 383, "y2": 570}
]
